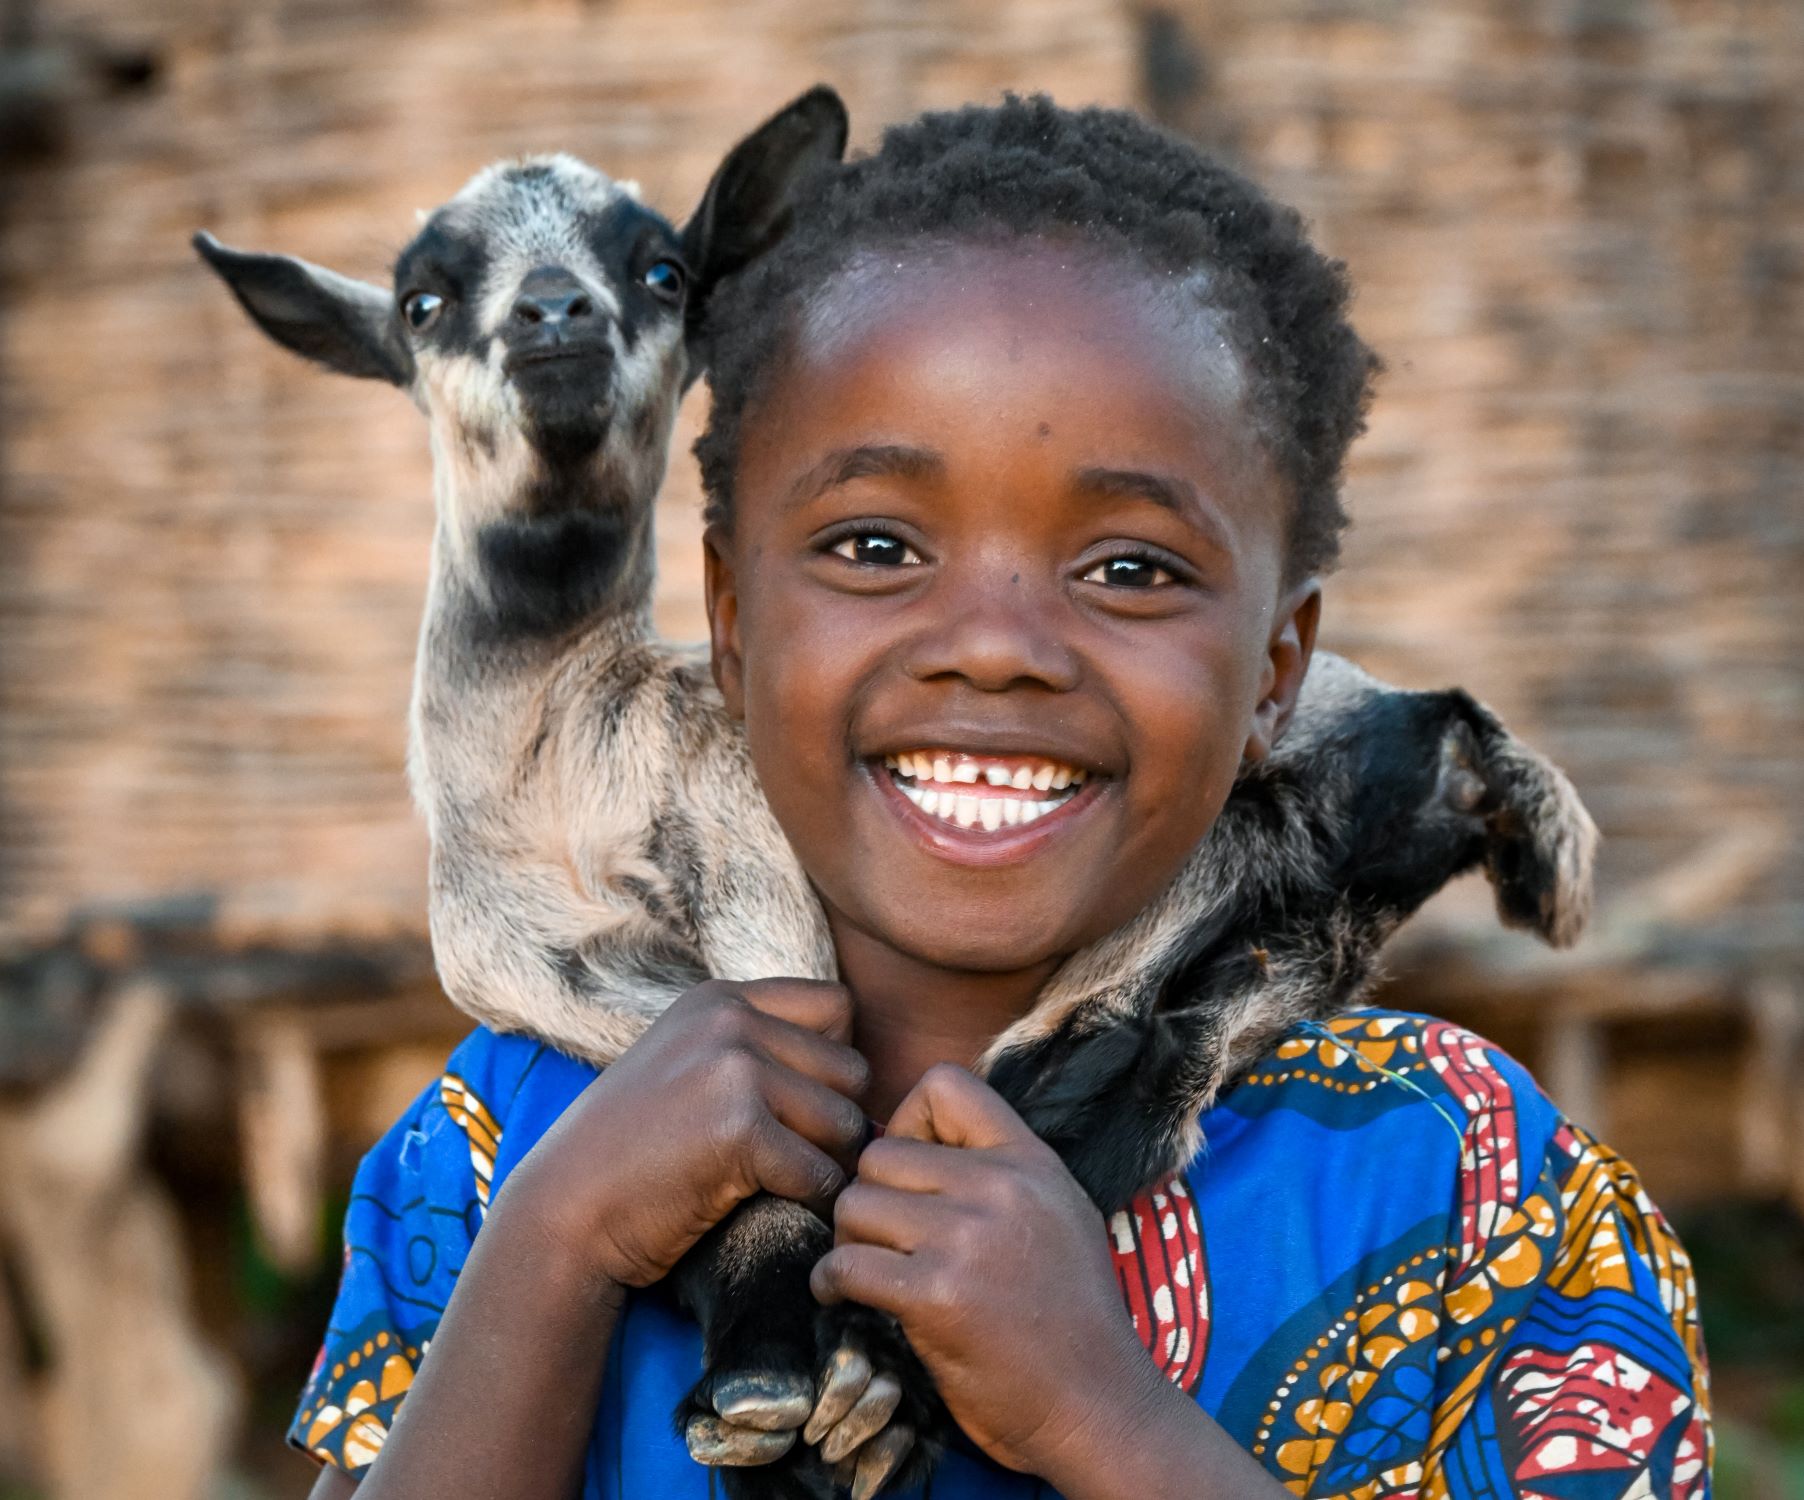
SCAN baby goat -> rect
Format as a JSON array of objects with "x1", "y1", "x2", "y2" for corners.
[{"x1": 196, "y1": 90, "x2": 1596, "y2": 1500}]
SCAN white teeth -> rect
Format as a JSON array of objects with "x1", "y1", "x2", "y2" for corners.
[
  {"x1": 891, "y1": 753, "x2": 1087, "y2": 787},
  {"x1": 896, "y1": 776, "x2": 1081, "y2": 834}
]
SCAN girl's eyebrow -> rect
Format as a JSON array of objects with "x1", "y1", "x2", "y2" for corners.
[
  {"x1": 1072, "y1": 466, "x2": 1233, "y2": 551},
  {"x1": 785, "y1": 443, "x2": 945, "y2": 509}
]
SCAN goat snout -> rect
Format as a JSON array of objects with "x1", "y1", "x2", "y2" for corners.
[
  {"x1": 503, "y1": 266, "x2": 612, "y2": 376},
  {"x1": 511, "y1": 266, "x2": 595, "y2": 330}
]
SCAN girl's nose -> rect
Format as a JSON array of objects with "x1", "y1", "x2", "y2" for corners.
[{"x1": 901, "y1": 564, "x2": 1081, "y2": 694}]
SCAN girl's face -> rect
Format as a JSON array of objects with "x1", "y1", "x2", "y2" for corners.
[{"x1": 708, "y1": 239, "x2": 1317, "y2": 980}]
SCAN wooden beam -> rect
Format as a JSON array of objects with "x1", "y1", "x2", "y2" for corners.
[
  {"x1": 236, "y1": 1014, "x2": 328, "y2": 1275},
  {"x1": 1738, "y1": 976, "x2": 1804, "y2": 1208}
]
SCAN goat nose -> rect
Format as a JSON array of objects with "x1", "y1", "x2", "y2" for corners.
[{"x1": 511, "y1": 268, "x2": 594, "y2": 327}]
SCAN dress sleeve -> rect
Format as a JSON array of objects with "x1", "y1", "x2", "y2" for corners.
[
  {"x1": 1427, "y1": 1112, "x2": 1712, "y2": 1500},
  {"x1": 286, "y1": 1033, "x2": 516, "y2": 1472}
]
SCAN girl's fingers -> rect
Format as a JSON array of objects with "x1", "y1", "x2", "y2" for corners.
[
  {"x1": 811, "y1": 1243, "x2": 917, "y2": 1316},
  {"x1": 761, "y1": 1066, "x2": 870, "y2": 1174},
  {"x1": 833, "y1": 1180, "x2": 951, "y2": 1253},
  {"x1": 746, "y1": 1116, "x2": 850, "y2": 1207},
  {"x1": 853, "y1": 1134, "x2": 965, "y2": 1193},
  {"x1": 738, "y1": 978, "x2": 858, "y2": 1046},
  {"x1": 885, "y1": 1063, "x2": 1032, "y2": 1150},
  {"x1": 743, "y1": 1007, "x2": 871, "y2": 1100}
]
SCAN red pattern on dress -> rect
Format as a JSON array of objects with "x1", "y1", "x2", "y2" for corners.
[{"x1": 1109, "y1": 1172, "x2": 1209, "y2": 1393}]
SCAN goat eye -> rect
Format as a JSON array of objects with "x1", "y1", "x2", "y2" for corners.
[
  {"x1": 402, "y1": 291, "x2": 444, "y2": 331},
  {"x1": 641, "y1": 260, "x2": 685, "y2": 300}
]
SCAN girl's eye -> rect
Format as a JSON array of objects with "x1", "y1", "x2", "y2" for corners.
[
  {"x1": 402, "y1": 290, "x2": 445, "y2": 331},
  {"x1": 642, "y1": 260, "x2": 686, "y2": 299},
  {"x1": 830, "y1": 532, "x2": 921, "y2": 567},
  {"x1": 1084, "y1": 555, "x2": 1176, "y2": 589}
]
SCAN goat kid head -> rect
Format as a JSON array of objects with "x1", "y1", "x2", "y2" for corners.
[
  {"x1": 1270, "y1": 653, "x2": 1600, "y2": 949},
  {"x1": 193, "y1": 89, "x2": 847, "y2": 572}
]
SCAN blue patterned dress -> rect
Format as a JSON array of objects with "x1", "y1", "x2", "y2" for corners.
[{"x1": 291, "y1": 1009, "x2": 1711, "y2": 1498}]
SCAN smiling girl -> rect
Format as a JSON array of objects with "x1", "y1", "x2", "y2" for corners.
[{"x1": 294, "y1": 98, "x2": 1709, "y2": 1500}]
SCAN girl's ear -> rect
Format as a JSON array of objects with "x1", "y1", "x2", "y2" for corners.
[
  {"x1": 704, "y1": 525, "x2": 747, "y2": 719},
  {"x1": 1243, "y1": 581, "x2": 1321, "y2": 764}
]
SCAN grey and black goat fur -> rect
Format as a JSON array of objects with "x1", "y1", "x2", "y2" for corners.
[{"x1": 196, "y1": 87, "x2": 1598, "y2": 1500}]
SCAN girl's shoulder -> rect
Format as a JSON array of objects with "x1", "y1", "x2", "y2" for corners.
[
  {"x1": 430, "y1": 1026, "x2": 601, "y2": 1178},
  {"x1": 289, "y1": 1028, "x2": 600, "y2": 1471},
  {"x1": 1212, "y1": 1005, "x2": 1559, "y2": 1159},
  {"x1": 1191, "y1": 1009, "x2": 1709, "y2": 1499}
]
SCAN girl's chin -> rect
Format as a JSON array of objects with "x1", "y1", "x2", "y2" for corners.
[{"x1": 852, "y1": 909, "x2": 1086, "y2": 978}]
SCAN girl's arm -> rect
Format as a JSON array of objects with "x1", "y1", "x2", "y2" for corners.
[
  {"x1": 307, "y1": 978, "x2": 868, "y2": 1499},
  {"x1": 814, "y1": 1064, "x2": 1291, "y2": 1500},
  {"x1": 311, "y1": 1182, "x2": 626, "y2": 1500}
]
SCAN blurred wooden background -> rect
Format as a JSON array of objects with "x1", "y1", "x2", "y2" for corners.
[{"x1": 0, "y1": 0, "x2": 1799, "y2": 1496}]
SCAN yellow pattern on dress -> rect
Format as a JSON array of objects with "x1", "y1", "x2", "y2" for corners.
[{"x1": 440, "y1": 1071, "x2": 502, "y2": 1214}]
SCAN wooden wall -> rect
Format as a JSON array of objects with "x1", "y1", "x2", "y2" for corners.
[{"x1": 2, "y1": 0, "x2": 1798, "y2": 978}]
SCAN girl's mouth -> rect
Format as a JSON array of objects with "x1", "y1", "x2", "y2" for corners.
[
  {"x1": 867, "y1": 749, "x2": 1107, "y2": 865},
  {"x1": 881, "y1": 750, "x2": 1088, "y2": 831}
]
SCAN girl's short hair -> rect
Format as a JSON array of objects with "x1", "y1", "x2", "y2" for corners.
[{"x1": 695, "y1": 94, "x2": 1380, "y2": 582}]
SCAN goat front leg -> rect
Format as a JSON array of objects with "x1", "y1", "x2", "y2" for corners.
[{"x1": 668, "y1": 1196, "x2": 850, "y2": 1500}]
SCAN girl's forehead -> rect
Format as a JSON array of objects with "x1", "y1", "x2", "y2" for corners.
[
  {"x1": 793, "y1": 237, "x2": 1247, "y2": 407},
  {"x1": 737, "y1": 235, "x2": 1287, "y2": 569}
]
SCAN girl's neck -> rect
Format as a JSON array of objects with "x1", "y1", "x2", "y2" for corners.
[{"x1": 830, "y1": 916, "x2": 1061, "y2": 1123}]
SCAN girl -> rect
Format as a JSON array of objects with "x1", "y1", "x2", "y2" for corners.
[{"x1": 294, "y1": 98, "x2": 1709, "y2": 1500}]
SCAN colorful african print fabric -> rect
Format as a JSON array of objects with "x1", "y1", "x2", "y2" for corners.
[{"x1": 291, "y1": 1009, "x2": 1711, "y2": 1498}]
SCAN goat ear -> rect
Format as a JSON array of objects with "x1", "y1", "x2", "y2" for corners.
[
  {"x1": 193, "y1": 231, "x2": 414, "y2": 387},
  {"x1": 1450, "y1": 697, "x2": 1600, "y2": 948},
  {"x1": 678, "y1": 86, "x2": 849, "y2": 353}
]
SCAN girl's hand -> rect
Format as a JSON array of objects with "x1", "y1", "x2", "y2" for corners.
[
  {"x1": 506, "y1": 978, "x2": 870, "y2": 1289},
  {"x1": 810, "y1": 1064, "x2": 1178, "y2": 1488}
]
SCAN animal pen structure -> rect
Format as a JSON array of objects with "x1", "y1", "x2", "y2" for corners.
[{"x1": 0, "y1": 1, "x2": 1799, "y2": 1496}]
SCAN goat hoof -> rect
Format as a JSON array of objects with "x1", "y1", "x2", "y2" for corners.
[
  {"x1": 713, "y1": 1371, "x2": 815, "y2": 1432},
  {"x1": 804, "y1": 1346, "x2": 872, "y2": 1444},
  {"x1": 808, "y1": 1304, "x2": 946, "y2": 1495},
  {"x1": 851, "y1": 1424, "x2": 915, "y2": 1500},
  {"x1": 685, "y1": 1414, "x2": 797, "y2": 1467},
  {"x1": 818, "y1": 1374, "x2": 901, "y2": 1464}
]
